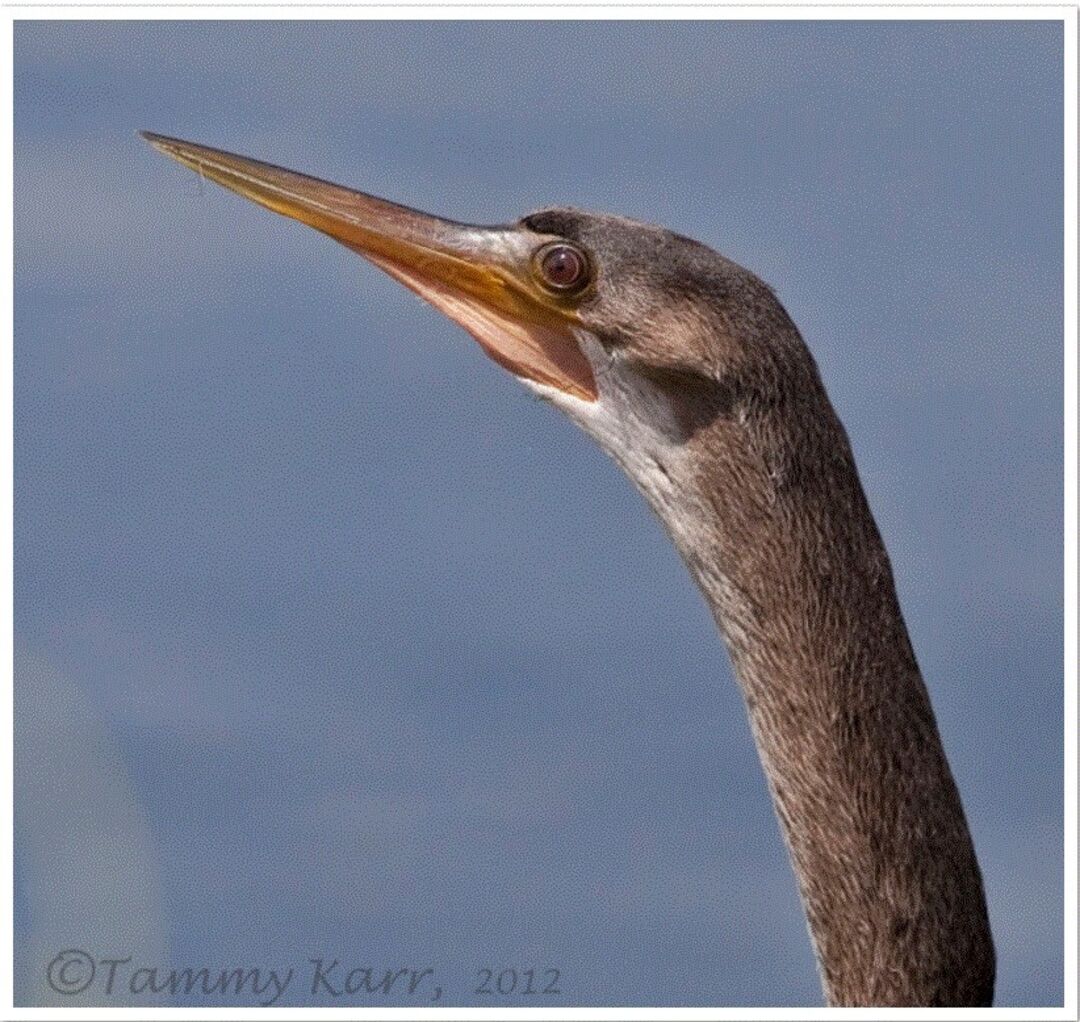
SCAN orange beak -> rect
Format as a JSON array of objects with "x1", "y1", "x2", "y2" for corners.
[{"x1": 141, "y1": 132, "x2": 596, "y2": 401}]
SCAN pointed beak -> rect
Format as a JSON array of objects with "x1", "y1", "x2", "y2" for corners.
[{"x1": 141, "y1": 132, "x2": 597, "y2": 401}]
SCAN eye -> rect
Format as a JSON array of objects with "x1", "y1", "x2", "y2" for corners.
[{"x1": 534, "y1": 242, "x2": 591, "y2": 294}]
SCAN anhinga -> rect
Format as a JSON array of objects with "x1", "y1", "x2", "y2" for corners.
[{"x1": 142, "y1": 131, "x2": 995, "y2": 1007}]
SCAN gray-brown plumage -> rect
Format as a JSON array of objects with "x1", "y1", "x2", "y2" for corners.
[
  {"x1": 143, "y1": 134, "x2": 996, "y2": 1007},
  {"x1": 523, "y1": 209, "x2": 996, "y2": 1006}
]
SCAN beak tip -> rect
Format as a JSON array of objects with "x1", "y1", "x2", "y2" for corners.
[{"x1": 139, "y1": 130, "x2": 179, "y2": 157}]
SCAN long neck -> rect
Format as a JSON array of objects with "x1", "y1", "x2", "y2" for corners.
[{"x1": 594, "y1": 356, "x2": 996, "y2": 1006}]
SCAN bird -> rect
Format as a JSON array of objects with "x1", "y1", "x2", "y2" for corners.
[{"x1": 141, "y1": 131, "x2": 996, "y2": 1007}]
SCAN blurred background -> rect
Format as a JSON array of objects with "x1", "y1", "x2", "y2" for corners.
[{"x1": 14, "y1": 19, "x2": 1064, "y2": 1007}]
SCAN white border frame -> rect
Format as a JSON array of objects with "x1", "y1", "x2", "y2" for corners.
[{"x1": 3, "y1": 6, "x2": 1076, "y2": 1020}]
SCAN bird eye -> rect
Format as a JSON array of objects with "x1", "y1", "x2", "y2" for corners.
[{"x1": 535, "y1": 243, "x2": 590, "y2": 294}]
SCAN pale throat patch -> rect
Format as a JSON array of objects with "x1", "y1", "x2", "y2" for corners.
[
  {"x1": 523, "y1": 330, "x2": 702, "y2": 551},
  {"x1": 523, "y1": 329, "x2": 753, "y2": 658}
]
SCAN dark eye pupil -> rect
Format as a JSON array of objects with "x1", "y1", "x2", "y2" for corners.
[{"x1": 541, "y1": 245, "x2": 586, "y2": 289}]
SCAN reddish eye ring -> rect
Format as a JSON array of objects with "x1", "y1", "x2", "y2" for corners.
[{"x1": 535, "y1": 243, "x2": 591, "y2": 294}]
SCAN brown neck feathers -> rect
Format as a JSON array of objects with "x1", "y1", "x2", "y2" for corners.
[{"x1": 656, "y1": 358, "x2": 995, "y2": 1006}]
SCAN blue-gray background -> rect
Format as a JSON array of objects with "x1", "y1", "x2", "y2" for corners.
[{"x1": 14, "y1": 20, "x2": 1064, "y2": 1008}]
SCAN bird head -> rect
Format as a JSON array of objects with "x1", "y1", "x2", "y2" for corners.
[{"x1": 142, "y1": 133, "x2": 809, "y2": 478}]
